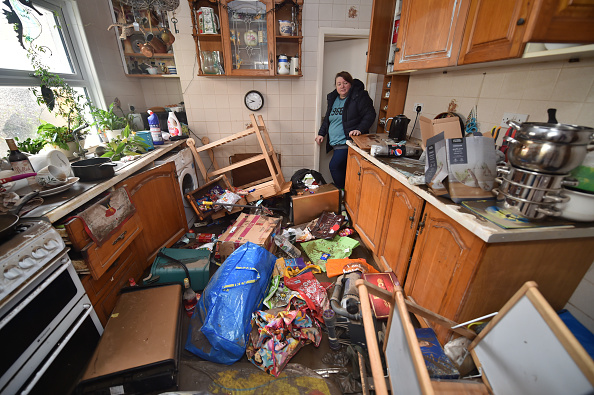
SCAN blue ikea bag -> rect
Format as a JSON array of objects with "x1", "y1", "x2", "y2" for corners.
[{"x1": 185, "y1": 242, "x2": 277, "y2": 364}]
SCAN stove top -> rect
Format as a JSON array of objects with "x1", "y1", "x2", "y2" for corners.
[{"x1": 0, "y1": 219, "x2": 65, "y2": 304}]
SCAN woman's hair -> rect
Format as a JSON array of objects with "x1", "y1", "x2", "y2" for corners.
[{"x1": 335, "y1": 71, "x2": 353, "y2": 84}]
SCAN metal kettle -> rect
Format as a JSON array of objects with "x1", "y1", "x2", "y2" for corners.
[{"x1": 385, "y1": 114, "x2": 410, "y2": 141}]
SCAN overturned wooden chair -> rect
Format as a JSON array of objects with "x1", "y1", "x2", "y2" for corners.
[{"x1": 186, "y1": 114, "x2": 291, "y2": 203}]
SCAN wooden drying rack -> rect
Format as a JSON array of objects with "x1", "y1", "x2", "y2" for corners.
[{"x1": 186, "y1": 114, "x2": 291, "y2": 202}]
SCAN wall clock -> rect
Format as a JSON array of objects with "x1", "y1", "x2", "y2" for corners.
[{"x1": 244, "y1": 90, "x2": 264, "y2": 111}]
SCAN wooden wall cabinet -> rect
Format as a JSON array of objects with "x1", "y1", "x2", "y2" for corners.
[
  {"x1": 345, "y1": 147, "x2": 594, "y2": 345},
  {"x1": 189, "y1": 0, "x2": 303, "y2": 77},
  {"x1": 368, "y1": 0, "x2": 594, "y2": 73}
]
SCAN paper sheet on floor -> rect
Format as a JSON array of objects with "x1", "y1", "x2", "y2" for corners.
[{"x1": 301, "y1": 235, "x2": 359, "y2": 271}]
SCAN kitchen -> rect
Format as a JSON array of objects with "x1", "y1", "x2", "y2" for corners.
[{"x1": 1, "y1": 0, "x2": 594, "y2": 393}]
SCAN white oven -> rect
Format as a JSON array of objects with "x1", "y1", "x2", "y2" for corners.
[{"x1": 0, "y1": 222, "x2": 103, "y2": 395}]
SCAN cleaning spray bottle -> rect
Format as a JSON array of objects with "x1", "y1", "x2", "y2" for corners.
[
  {"x1": 147, "y1": 110, "x2": 164, "y2": 145},
  {"x1": 167, "y1": 111, "x2": 181, "y2": 137}
]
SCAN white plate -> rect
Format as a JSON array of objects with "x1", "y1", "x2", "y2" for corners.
[{"x1": 38, "y1": 177, "x2": 80, "y2": 197}]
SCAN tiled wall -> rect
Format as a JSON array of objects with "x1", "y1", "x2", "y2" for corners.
[
  {"x1": 403, "y1": 59, "x2": 594, "y2": 333},
  {"x1": 402, "y1": 57, "x2": 594, "y2": 144},
  {"x1": 171, "y1": 0, "x2": 374, "y2": 182}
]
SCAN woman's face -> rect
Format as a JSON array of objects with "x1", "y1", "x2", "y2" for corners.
[{"x1": 336, "y1": 77, "x2": 351, "y2": 98}]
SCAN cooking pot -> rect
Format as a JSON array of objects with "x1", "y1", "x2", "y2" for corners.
[
  {"x1": 71, "y1": 158, "x2": 117, "y2": 181},
  {"x1": 385, "y1": 114, "x2": 410, "y2": 141},
  {"x1": 507, "y1": 120, "x2": 594, "y2": 145},
  {"x1": 0, "y1": 191, "x2": 39, "y2": 241},
  {"x1": 556, "y1": 187, "x2": 594, "y2": 222},
  {"x1": 505, "y1": 135, "x2": 592, "y2": 174}
]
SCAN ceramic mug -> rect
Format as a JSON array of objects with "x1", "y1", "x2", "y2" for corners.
[
  {"x1": 279, "y1": 20, "x2": 295, "y2": 36},
  {"x1": 147, "y1": 66, "x2": 158, "y2": 75},
  {"x1": 167, "y1": 66, "x2": 177, "y2": 75},
  {"x1": 35, "y1": 165, "x2": 68, "y2": 187}
]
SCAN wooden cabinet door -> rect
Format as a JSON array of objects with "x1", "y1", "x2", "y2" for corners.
[
  {"x1": 366, "y1": 0, "x2": 397, "y2": 74},
  {"x1": 404, "y1": 203, "x2": 484, "y2": 343},
  {"x1": 354, "y1": 159, "x2": 390, "y2": 253},
  {"x1": 219, "y1": 0, "x2": 274, "y2": 76},
  {"x1": 116, "y1": 161, "x2": 187, "y2": 269},
  {"x1": 458, "y1": 0, "x2": 534, "y2": 65},
  {"x1": 525, "y1": 0, "x2": 594, "y2": 43},
  {"x1": 377, "y1": 178, "x2": 424, "y2": 282},
  {"x1": 393, "y1": 0, "x2": 470, "y2": 71},
  {"x1": 344, "y1": 148, "x2": 363, "y2": 224}
]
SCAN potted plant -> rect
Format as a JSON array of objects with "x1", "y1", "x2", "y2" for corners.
[
  {"x1": 100, "y1": 125, "x2": 149, "y2": 161},
  {"x1": 14, "y1": 135, "x2": 48, "y2": 155},
  {"x1": 27, "y1": 45, "x2": 90, "y2": 158},
  {"x1": 91, "y1": 103, "x2": 129, "y2": 142}
]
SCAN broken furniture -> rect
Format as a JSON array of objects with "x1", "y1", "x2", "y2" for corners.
[
  {"x1": 186, "y1": 114, "x2": 291, "y2": 203},
  {"x1": 356, "y1": 279, "x2": 594, "y2": 394}
]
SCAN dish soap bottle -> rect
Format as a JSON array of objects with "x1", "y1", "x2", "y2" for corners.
[
  {"x1": 147, "y1": 110, "x2": 164, "y2": 145},
  {"x1": 167, "y1": 111, "x2": 181, "y2": 137},
  {"x1": 183, "y1": 278, "x2": 197, "y2": 317}
]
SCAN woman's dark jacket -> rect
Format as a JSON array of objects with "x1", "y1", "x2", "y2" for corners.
[{"x1": 317, "y1": 79, "x2": 376, "y2": 153}]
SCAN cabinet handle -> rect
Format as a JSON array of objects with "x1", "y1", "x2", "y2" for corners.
[
  {"x1": 394, "y1": 47, "x2": 400, "y2": 52},
  {"x1": 409, "y1": 208, "x2": 416, "y2": 229},
  {"x1": 357, "y1": 170, "x2": 361, "y2": 181},
  {"x1": 112, "y1": 230, "x2": 127, "y2": 245},
  {"x1": 517, "y1": 18, "x2": 525, "y2": 25},
  {"x1": 418, "y1": 213, "x2": 428, "y2": 235}
]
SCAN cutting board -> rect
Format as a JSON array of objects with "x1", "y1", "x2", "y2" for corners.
[{"x1": 351, "y1": 133, "x2": 392, "y2": 150}]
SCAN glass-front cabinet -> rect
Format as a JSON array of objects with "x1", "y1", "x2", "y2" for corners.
[{"x1": 189, "y1": 0, "x2": 303, "y2": 77}]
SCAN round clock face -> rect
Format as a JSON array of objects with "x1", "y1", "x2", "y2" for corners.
[{"x1": 244, "y1": 90, "x2": 264, "y2": 111}]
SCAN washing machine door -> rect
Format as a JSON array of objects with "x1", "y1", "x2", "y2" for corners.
[{"x1": 179, "y1": 166, "x2": 199, "y2": 227}]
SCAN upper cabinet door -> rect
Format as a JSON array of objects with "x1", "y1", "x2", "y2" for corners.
[
  {"x1": 458, "y1": 0, "x2": 534, "y2": 65},
  {"x1": 220, "y1": 0, "x2": 274, "y2": 76},
  {"x1": 525, "y1": 0, "x2": 594, "y2": 43},
  {"x1": 366, "y1": 0, "x2": 397, "y2": 74},
  {"x1": 393, "y1": 0, "x2": 470, "y2": 71}
]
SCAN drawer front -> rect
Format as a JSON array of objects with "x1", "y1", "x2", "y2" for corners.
[
  {"x1": 81, "y1": 244, "x2": 135, "y2": 305},
  {"x1": 82, "y1": 215, "x2": 143, "y2": 280}
]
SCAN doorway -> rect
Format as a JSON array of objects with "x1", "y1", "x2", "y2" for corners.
[{"x1": 314, "y1": 27, "x2": 379, "y2": 185}]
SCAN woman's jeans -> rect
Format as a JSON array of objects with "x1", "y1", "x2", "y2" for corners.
[{"x1": 329, "y1": 146, "x2": 348, "y2": 189}]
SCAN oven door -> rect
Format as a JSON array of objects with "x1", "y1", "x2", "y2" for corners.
[{"x1": 0, "y1": 250, "x2": 102, "y2": 394}]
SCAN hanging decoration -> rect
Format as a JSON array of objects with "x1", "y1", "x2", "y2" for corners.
[{"x1": 118, "y1": 0, "x2": 180, "y2": 12}]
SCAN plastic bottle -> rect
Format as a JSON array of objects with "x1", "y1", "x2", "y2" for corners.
[
  {"x1": 6, "y1": 138, "x2": 34, "y2": 175},
  {"x1": 183, "y1": 278, "x2": 197, "y2": 317},
  {"x1": 167, "y1": 111, "x2": 181, "y2": 137},
  {"x1": 274, "y1": 234, "x2": 301, "y2": 258},
  {"x1": 147, "y1": 110, "x2": 164, "y2": 145}
]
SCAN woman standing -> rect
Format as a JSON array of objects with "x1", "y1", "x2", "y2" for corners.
[{"x1": 315, "y1": 71, "x2": 376, "y2": 189}]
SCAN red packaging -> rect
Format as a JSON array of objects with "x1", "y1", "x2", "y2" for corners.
[
  {"x1": 196, "y1": 233, "x2": 216, "y2": 243},
  {"x1": 392, "y1": 19, "x2": 400, "y2": 44}
]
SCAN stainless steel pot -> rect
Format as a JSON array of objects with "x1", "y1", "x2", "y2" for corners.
[
  {"x1": 494, "y1": 188, "x2": 564, "y2": 219},
  {"x1": 505, "y1": 135, "x2": 591, "y2": 174},
  {"x1": 497, "y1": 165, "x2": 579, "y2": 190},
  {"x1": 507, "y1": 120, "x2": 594, "y2": 145}
]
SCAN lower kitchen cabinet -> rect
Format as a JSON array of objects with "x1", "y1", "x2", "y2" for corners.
[
  {"x1": 376, "y1": 177, "x2": 424, "y2": 283},
  {"x1": 346, "y1": 146, "x2": 594, "y2": 345},
  {"x1": 353, "y1": 157, "x2": 391, "y2": 254},
  {"x1": 344, "y1": 149, "x2": 363, "y2": 224},
  {"x1": 116, "y1": 161, "x2": 188, "y2": 269},
  {"x1": 404, "y1": 203, "x2": 485, "y2": 342}
]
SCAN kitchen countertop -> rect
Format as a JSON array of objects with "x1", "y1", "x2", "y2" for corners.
[
  {"x1": 347, "y1": 141, "x2": 594, "y2": 243},
  {"x1": 23, "y1": 140, "x2": 186, "y2": 223}
]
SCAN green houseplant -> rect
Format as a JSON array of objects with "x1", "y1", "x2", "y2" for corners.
[
  {"x1": 91, "y1": 102, "x2": 128, "y2": 131},
  {"x1": 101, "y1": 125, "x2": 149, "y2": 161}
]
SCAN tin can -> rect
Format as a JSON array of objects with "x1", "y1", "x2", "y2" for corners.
[{"x1": 196, "y1": 233, "x2": 216, "y2": 243}]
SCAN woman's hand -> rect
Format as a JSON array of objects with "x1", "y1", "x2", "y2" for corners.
[
  {"x1": 349, "y1": 130, "x2": 362, "y2": 137},
  {"x1": 315, "y1": 135, "x2": 324, "y2": 145}
]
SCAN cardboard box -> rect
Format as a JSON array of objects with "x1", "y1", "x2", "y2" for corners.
[
  {"x1": 425, "y1": 132, "x2": 497, "y2": 202},
  {"x1": 420, "y1": 116, "x2": 462, "y2": 148},
  {"x1": 217, "y1": 213, "x2": 281, "y2": 261},
  {"x1": 291, "y1": 183, "x2": 340, "y2": 225}
]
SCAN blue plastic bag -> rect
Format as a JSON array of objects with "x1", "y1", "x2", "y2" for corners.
[{"x1": 185, "y1": 242, "x2": 277, "y2": 364}]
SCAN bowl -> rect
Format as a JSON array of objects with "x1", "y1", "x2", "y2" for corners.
[
  {"x1": 557, "y1": 187, "x2": 594, "y2": 222},
  {"x1": 506, "y1": 136, "x2": 589, "y2": 174}
]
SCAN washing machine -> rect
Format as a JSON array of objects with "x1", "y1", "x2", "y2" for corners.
[{"x1": 155, "y1": 148, "x2": 199, "y2": 228}]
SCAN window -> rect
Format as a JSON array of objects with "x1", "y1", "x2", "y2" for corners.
[{"x1": 0, "y1": 0, "x2": 101, "y2": 156}]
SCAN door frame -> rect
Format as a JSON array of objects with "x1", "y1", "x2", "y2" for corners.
[{"x1": 314, "y1": 27, "x2": 372, "y2": 172}]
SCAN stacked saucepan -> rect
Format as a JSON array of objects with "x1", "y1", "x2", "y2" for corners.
[{"x1": 494, "y1": 119, "x2": 594, "y2": 219}]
